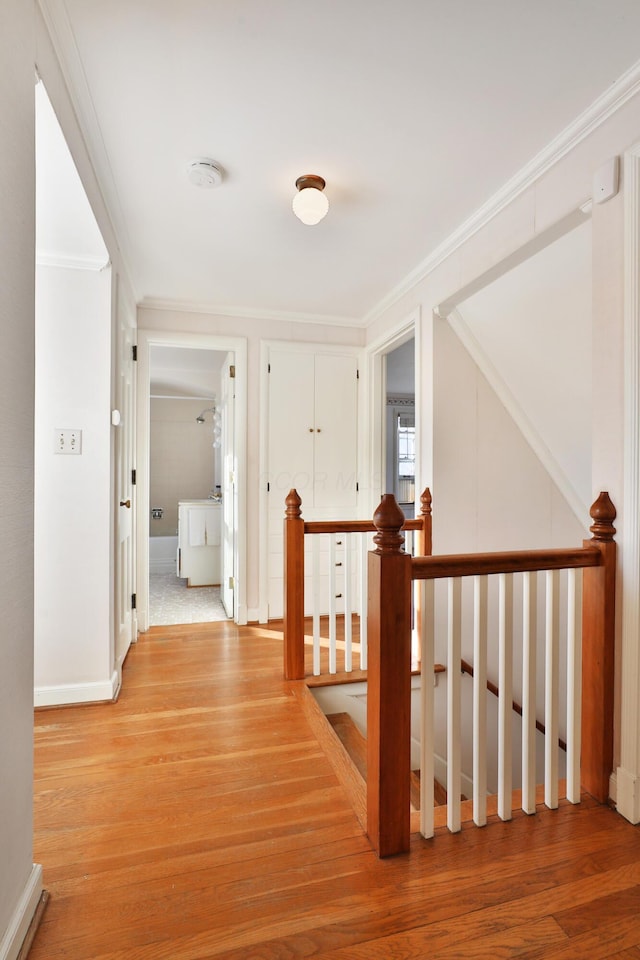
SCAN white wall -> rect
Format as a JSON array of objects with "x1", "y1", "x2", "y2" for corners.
[
  {"x1": 0, "y1": 0, "x2": 43, "y2": 955},
  {"x1": 365, "y1": 84, "x2": 640, "y2": 791},
  {"x1": 456, "y1": 219, "x2": 592, "y2": 512},
  {"x1": 150, "y1": 398, "x2": 217, "y2": 536},
  {"x1": 34, "y1": 264, "x2": 114, "y2": 705}
]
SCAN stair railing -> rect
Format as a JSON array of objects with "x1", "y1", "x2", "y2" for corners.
[
  {"x1": 367, "y1": 491, "x2": 616, "y2": 857},
  {"x1": 283, "y1": 488, "x2": 432, "y2": 681}
]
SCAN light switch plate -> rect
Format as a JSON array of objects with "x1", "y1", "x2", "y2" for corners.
[{"x1": 54, "y1": 428, "x2": 82, "y2": 454}]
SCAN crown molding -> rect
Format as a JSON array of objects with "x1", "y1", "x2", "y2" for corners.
[
  {"x1": 138, "y1": 297, "x2": 364, "y2": 329},
  {"x1": 364, "y1": 58, "x2": 640, "y2": 328},
  {"x1": 36, "y1": 0, "x2": 137, "y2": 294}
]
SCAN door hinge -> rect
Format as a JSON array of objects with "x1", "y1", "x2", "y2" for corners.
[
  {"x1": 131, "y1": 468, "x2": 136, "y2": 485},
  {"x1": 131, "y1": 592, "x2": 137, "y2": 610},
  {"x1": 268, "y1": 362, "x2": 271, "y2": 373},
  {"x1": 229, "y1": 364, "x2": 236, "y2": 378},
  {"x1": 132, "y1": 345, "x2": 137, "y2": 361},
  {"x1": 356, "y1": 481, "x2": 359, "y2": 492},
  {"x1": 267, "y1": 481, "x2": 270, "y2": 492},
  {"x1": 228, "y1": 576, "x2": 235, "y2": 590},
  {"x1": 357, "y1": 369, "x2": 360, "y2": 379}
]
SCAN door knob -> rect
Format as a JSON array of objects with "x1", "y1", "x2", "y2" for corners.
[{"x1": 119, "y1": 499, "x2": 131, "y2": 508}]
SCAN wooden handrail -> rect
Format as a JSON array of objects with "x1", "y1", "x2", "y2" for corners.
[
  {"x1": 412, "y1": 546, "x2": 601, "y2": 580},
  {"x1": 304, "y1": 517, "x2": 423, "y2": 535},
  {"x1": 366, "y1": 490, "x2": 617, "y2": 857},
  {"x1": 460, "y1": 658, "x2": 567, "y2": 752},
  {"x1": 283, "y1": 487, "x2": 432, "y2": 681}
]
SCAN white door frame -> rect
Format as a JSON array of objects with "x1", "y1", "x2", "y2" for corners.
[
  {"x1": 113, "y1": 274, "x2": 137, "y2": 678},
  {"x1": 617, "y1": 141, "x2": 640, "y2": 823},
  {"x1": 363, "y1": 307, "x2": 422, "y2": 521},
  {"x1": 136, "y1": 329, "x2": 248, "y2": 629}
]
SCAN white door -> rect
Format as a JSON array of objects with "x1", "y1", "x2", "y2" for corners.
[
  {"x1": 265, "y1": 347, "x2": 359, "y2": 617},
  {"x1": 115, "y1": 287, "x2": 137, "y2": 671},
  {"x1": 221, "y1": 353, "x2": 236, "y2": 618}
]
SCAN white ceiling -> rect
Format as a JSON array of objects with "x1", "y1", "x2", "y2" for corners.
[{"x1": 39, "y1": 0, "x2": 640, "y2": 324}]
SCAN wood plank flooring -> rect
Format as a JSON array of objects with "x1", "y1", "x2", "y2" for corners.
[{"x1": 30, "y1": 620, "x2": 640, "y2": 960}]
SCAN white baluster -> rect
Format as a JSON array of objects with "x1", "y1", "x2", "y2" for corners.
[
  {"x1": 329, "y1": 536, "x2": 337, "y2": 674},
  {"x1": 359, "y1": 533, "x2": 368, "y2": 670},
  {"x1": 312, "y1": 535, "x2": 321, "y2": 676},
  {"x1": 473, "y1": 575, "x2": 488, "y2": 827},
  {"x1": 420, "y1": 578, "x2": 435, "y2": 839},
  {"x1": 447, "y1": 577, "x2": 462, "y2": 833},
  {"x1": 522, "y1": 571, "x2": 537, "y2": 814},
  {"x1": 566, "y1": 568, "x2": 583, "y2": 804},
  {"x1": 344, "y1": 533, "x2": 352, "y2": 672},
  {"x1": 498, "y1": 573, "x2": 513, "y2": 821},
  {"x1": 545, "y1": 569, "x2": 560, "y2": 809}
]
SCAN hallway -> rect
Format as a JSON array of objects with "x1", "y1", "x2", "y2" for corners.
[{"x1": 31, "y1": 622, "x2": 640, "y2": 959}]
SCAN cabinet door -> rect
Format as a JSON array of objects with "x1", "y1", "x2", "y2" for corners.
[
  {"x1": 314, "y1": 354, "x2": 358, "y2": 509},
  {"x1": 267, "y1": 350, "x2": 315, "y2": 503}
]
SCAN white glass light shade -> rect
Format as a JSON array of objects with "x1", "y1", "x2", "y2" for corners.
[{"x1": 292, "y1": 186, "x2": 329, "y2": 225}]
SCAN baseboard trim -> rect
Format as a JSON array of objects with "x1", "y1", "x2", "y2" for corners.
[
  {"x1": 615, "y1": 766, "x2": 640, "y2": 824},
  {"x1": 0, "y1": 864, "x2": 43, "y2": 960},
  {"x1": 34, "y1": 670, "x2": 119, "y2": 707}
]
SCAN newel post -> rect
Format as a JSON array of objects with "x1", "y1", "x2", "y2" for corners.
[
  {"x1": 284, "y1": 489, "x2": 305, "y2": 680},
  {"x1": 416, "y1": 487, "x2": 433, "y2": 558},
  {"x1": 581, "y1": 491, "x2": 617, "y2": 802},
  {"x1": 367, "y1": 494, "x2": 412, "y2": 857}
]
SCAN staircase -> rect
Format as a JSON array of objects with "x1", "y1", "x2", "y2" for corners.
[{"x1": 327, "y1": 712, "x2": 447, "y2": 810}]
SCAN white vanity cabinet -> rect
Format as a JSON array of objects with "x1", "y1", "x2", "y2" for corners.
[{"x1": 177, "y1": 500, "x2": 221, "y2": 586}]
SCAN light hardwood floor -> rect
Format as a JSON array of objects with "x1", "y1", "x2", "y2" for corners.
[{"x1": 31, "y1": 621, "x2": 640, "y2": 960}]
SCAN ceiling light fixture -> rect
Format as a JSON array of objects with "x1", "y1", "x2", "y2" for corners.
[
  {"x1": 187, "y1": 158, "x2": 224, "y2": 189},
  {"x1": 292, "y1": 174, "x2": 329, "y2": 225}
]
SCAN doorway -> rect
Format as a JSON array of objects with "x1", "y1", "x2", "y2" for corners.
[
  {"x1": 147, "y1": 345, "x2": 230, "y2": 626},
  {"x1": 136, "y1": 330, "x2": 248, "y2": 630},
  {"x1": 385, "y1": 338, "x2": 416, "y2": 518}
]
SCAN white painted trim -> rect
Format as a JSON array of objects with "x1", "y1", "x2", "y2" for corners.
[
  {"x1": 257, "y1": 341, "x2": 270, "y2": 624},
  {"x1": 36, "y1": 251, "x2": 110, "y2": 271},
  {"x1": 139, "y1": 297, "x2": 362, "y2": 329},
  {"x1": 447, "y1": 309, "x2": 587, "y2": 526},
  {"x1": 34, "y1": 672, "x2": 119, "y2": 707},
  {"x1": 617, "y1": 142, "x2": 640, "y2": 824},
  {"x1": 434, "y1": 207, "x2": 590, "y2": 319},
  {"x1": 363, "y1": 310, "x2": 420, "y2": 521},
  {"x1": 136, "y1": 330, "x2": 248, "y2": 629},
  {"x1": 364, "y1": 59, "x2": 640, "y2": 327},
  {"x1": 0, "y1": 865, "x2": 43, "y2": 960},
  {"x1": 36, "y1": 0, "x2": 136, "y2": 290}
]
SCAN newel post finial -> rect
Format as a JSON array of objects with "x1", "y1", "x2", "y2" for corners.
[
  {"x1": 589, "y1": 491, "x2": 616, "y2": 542},
  {"x1": 420, "y1": 487, "x2": 432, "y2": 519},
  {"x1": 285, "y1": 488, "x2": 302, "y2": 520},
  {"x1": 372, "y1": 494, "x2": 405, "y2": 555}
]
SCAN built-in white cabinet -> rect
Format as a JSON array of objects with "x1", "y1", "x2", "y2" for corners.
[
  {"x1": 178, "y1": 500, "x2": 221, "y2": 586},
  {"x1": 265, "y1": 345, "x2": 360, "y2": 618},
  {"x1": 267, "y1": 348, "x2": 359, "y2": 509}
]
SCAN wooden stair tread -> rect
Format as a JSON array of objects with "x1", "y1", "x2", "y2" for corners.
[
  {"x1": 326, "y1": 712, "x2": 367, "y2": 780},
  {"x1": 327, "y1": 712, "x2": 449, "y2": 812}
]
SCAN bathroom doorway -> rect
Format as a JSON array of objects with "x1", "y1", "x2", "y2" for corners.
[{"x1": 136, "y1": 330, "x2": 248, "y2": 630}]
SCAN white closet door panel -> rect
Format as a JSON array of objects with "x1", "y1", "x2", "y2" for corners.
[
  {"x1": 313, "y1": 353, "x2": 358, "y2": 510},
  {"x1": 268, "y1": 350, "x2": 315, "y2": 503}
]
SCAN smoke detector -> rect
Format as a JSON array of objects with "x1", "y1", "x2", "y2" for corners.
[{"x1": 187, "y1": 159, "x2": 224, "y2": 189}]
